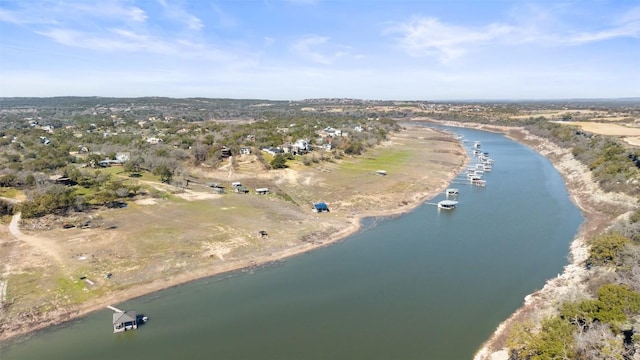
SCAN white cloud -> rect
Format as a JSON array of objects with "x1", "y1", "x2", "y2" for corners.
[
  {"x1": 387, "y1": 5, "x2": 640, "y2": 63},
  {"x1": 157, "y1": 0, "x2": 203, "y2": 31},
  {"x1": 291, "y1": 35, "x2": 352, "y2": 64},
  {"x1": 264, "y1": 36, "x2": 276, "y2": 46},
  {"x1": 33, "y1": 26, "x2": 246, "y2": 64},
  {"x1": 0, "y1": 1, "x2": 147, "y2": 25},
  {"x1": 385, "y1": 17, "x2": 514, "y2": 63},
  {"x1": 70, "y1": 1, "x2": 148, "y2": 23}
]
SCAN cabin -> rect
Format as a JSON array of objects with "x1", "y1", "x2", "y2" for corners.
[
  {"x1": 113, "y1": 310, "x2": 137, "y2": 333},
  {"x1": 235, "y1": 186, "x2": 249, "y2": 193},
  {"x1": 313, "y1": 202, "x2": 330, "y2": 213}
]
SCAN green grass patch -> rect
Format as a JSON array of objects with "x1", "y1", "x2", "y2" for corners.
[
  {"x1": 55, "y1": 276, "x2": 94, "y2": 304},
  {"x1": 340, "y1": 149, "x2": 411, "y2": 173},
  {"x1": 0, "y1": 187, "x2": 20, "y2": 198}
]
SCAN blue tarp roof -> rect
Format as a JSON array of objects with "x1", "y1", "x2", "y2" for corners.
[{"x1": 313, "y1": 202, "x2": 328, "y2": 210}]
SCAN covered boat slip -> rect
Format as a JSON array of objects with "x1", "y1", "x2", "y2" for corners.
[
  {"x1": 113, "y1": 310, "x2": 137, "y2": 333},
  {"x1": 437, "y1": 200, "x2": 459, "y2": 210}
]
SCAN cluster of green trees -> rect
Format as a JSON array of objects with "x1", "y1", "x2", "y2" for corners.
[
  {"x1": 526, "y1": 121, "x2": 640, "y2": 195},
  {"x1": 0, "y1": 98, "x2": 401, "y2": 219},
  {"x1": 509, "y1": 282, "x2": 640, "y2": 359}
]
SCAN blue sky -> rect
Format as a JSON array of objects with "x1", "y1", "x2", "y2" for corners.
[{"x1": 1, "y1": 0, "x2": 639, "y2": 100}]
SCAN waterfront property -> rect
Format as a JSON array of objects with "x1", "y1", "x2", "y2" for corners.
[
  {"x1": 437, "y1": 200, "x2": 458, "y2": 210},
  {"x1": 446, "y1": 188, "x2": 459, "y2": 197},
  {"x1": 113, "y1": 310, "x2": 138, "y2": 333}
]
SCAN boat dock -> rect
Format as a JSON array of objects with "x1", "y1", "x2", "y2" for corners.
[{"x1": 107, "y1": 305, "x2": 124, "y2": 313}]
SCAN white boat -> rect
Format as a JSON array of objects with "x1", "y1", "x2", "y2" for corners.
[
  {"x1": 438, "y1": 200, "x2": 459, "y2": 210},
  {"x1": 446, "y1": 188, "x2": 459, "y2": 197},
  {"x1": 473, "y1": 141, "x2": 481, "y2": 149}
]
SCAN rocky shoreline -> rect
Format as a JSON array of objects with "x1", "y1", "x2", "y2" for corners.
[{"x1": 429, "y1": 121, "x2": 637, "y2": 360}]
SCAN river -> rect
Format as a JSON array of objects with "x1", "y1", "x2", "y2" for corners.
[{"x1": 1, "y1": 126, "x2": 583, "y2": 359}]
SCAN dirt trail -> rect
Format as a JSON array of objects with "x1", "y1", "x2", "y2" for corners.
[{"x1": 8, "y1": 213, "x2": 66, "y2": 265}]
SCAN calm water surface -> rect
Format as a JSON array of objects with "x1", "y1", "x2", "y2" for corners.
[{"x1": 2, "y1": 126, "x2": 583, "y2": 359}]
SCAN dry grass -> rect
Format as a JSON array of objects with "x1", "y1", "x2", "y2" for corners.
[{"x1": 559, "y1": 121, "x2": 640, "y2": 136}]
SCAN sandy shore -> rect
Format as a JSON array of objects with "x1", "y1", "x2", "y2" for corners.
[
  {"x1": 0, "y1": 125, "x2": 467, "y2": 343},
  {"x1": 421, "y1": 120, "x2": 637, "y2": 360}
]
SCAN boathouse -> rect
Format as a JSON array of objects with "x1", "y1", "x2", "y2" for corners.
[{"x1": 113, "y1": 310, "x2": 138, "y2": 333}]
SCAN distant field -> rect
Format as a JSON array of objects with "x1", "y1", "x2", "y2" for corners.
[{"x1": 559, "y1": 121, "x2": 640, "y2": 136}]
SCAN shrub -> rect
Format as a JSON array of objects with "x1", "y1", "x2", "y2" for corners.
[{"x1": 588, "y1": 232, "x2": 630, "y2": 267}]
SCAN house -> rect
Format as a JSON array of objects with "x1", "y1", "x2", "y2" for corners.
[
  {"x1": 146, "y1": 137, "x2": 163, "y2": 145},
  {"x1": 116, "y1": 152, "x2": 130, "y2": 163},
  {"x1": 220, "y1": 146, "x2": 232, "y2": 158},
  {"x1": 98, "y1": 159, "x2": 121, "y2": 167},
  {"x1": 113, "y1": 310, "x2": 137, "y2": 333},
  {"x1": 256, "y1": 188, "x2": 269, "y2": 195},
  {"x1": 240, "y1": 147, "x2": 251, "y2": 155},
  {"x1": 313, "y1": 202, "x2": 330, "y2": 213},
  {"x1": 262, "y1": 147, "x2": 284, "y2": 156}
]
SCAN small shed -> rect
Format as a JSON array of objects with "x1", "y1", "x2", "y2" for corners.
[
  {"x1": 376, "y1": 170, "x2": 387, "y2": 176},
  {"x1": 256, "y1": 188, "x2": 269, "y2": 195},
  {"x1": 313, "y1": 202, "x2": 330, "y2": 213},
  {"x1": 113, "y1": 310, "x2": 137, "y2": 333},
  {"x1": 235, "y1": 186, "x2": 249, "y2": 193}
]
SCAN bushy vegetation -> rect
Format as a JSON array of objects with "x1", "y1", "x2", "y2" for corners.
[
  {"x1": 525, "y1": 122, "x2": 640, "y2": 195},
  {"x1": 508, "y1": 283, "x2": 640, "y2": 359},
  {"x1": 0, "y1": 98, "x2": 400, "y2": 218},
  {"x1": 587, "y1": 232, "x2": 631, "y2": 267}
]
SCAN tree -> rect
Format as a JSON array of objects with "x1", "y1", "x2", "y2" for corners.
[
  {"x1": 153, "y1": 164, "x2": 173, "y2": 183},
  {"x1": 270, "y1": 154, "x2": 287, "y2": 169},
  {"x1": 588, "y1": 232, "x2": 630, "y2": 266},
  {"x1": 123, "y1": 157, "x2": 144, "y2": 175}
]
